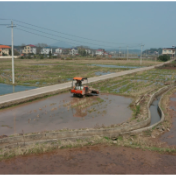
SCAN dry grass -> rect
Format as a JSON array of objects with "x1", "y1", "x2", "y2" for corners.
[{"x1": 0, "y1": 59, "x2": 160, "y2": 87}]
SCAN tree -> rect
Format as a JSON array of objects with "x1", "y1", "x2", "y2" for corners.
[
  {"x1": 9, "y1": 49, "x2": 11, "y2": 55},
  {"x1": 78, "y1": 48, "x2": 87, "y2": 56},
  {"x1": 14, "y1": 49, "x2": 20, "y2": 56},
  {"x1": 158, "y1": 55, "x2": 170, "y2": 62},
  {"x1": 49, "y1": 50, "x2": 52, "y2": 58},
  {"x1": 36, "y1": 43, "x2": 48, "y2": 54}
]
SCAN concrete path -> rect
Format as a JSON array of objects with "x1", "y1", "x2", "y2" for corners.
[{"x1": 0, "y1": 61, "x2": 172, "y2": 108}]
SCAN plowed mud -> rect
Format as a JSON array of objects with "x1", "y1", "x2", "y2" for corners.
[{"x1": 0, "y1": 93, "x2": 132, "y2": 136}]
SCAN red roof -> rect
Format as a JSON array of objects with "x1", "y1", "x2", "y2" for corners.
[{"x1": 0, "y1": 45, "x2": 11, "y2": 49}]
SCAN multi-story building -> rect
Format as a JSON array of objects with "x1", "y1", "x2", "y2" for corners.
[
  {"x1": 95, "y1": 49, "x2": 105, "y2": 55},
  {"x1": 0, "y1": 45, "x2": 11, "y2": 56},
  {"x1": 22, "y1": 45, "x2": 37, "y2": 55},
  {"x1": 55, "y1": 48, "x2": 63, "y2": 54},
  {"x1": 70, "y1": 48, "x2": 78, "y2": 55},
  {"x1": 162, "y1": 48, "x2": 175, "y2": 56},
  {"x1": 40, "y1": 47, "x2": 52, "y2": 55}
]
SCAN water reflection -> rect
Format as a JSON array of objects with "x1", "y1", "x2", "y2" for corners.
[{"x1": 0, "y1": 93, "x2": 132, "y2": 135}]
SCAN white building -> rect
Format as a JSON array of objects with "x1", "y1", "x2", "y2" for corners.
[
  {"x1": 41, "y1": 47, "x2": 52, "y2": 55},
  {"x1": 95, "y1": 49, "x2": 104, "y2": 55},
  {"x1": 55, "y1": 48, "x2": 62, "y2": 54},
  {"x1": 162, "y1": 48, "x2": 175, "y2": 56},
  {"x1": 85, "y1": 49, "x2": 92, "y2": 54},
  {"x1": 70, "y1": 48, "x2": 78, "y2": 55}
]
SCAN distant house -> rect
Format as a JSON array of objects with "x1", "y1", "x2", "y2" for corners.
[
  {"x1": 62, "y1": 48, "x2": 70, "y2": 55},
  {"x1": 41, "y1": 47, "x2": 52, "y2": 55},
  {"x1": 55, "y1": 48, "x2": 63, "y2": 54},
  {"x1": 70, "y1": 48, "x2": 78, "y2": 55},
  {"x1": 95, "y1": 49, "x2": 105, "y2": 56},
  {"x1": 162, "y1": 48, "x2": 175, "y2": 56},
  {"x1": 85, "y1": 49, "x2": 92, "y2": 55},
  {"x1": 103, "y1": 52, "x2": 109, "y2": 56},
  {"x1": 0, "y1": 45, "x2": 11, "y2": 56},
  {"x1": 22, "y1": 45, "x2": 37, "y2": 55}
]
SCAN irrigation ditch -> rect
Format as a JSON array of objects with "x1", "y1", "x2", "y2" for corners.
[{"x1": 0, "y1": 83, "x2": 174, "y2": 152}]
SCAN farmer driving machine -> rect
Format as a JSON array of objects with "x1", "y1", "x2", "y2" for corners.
[{"x1": 71, "y1": 77, "x2": 99, "y2": 97}]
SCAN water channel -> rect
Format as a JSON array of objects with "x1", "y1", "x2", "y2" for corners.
[{"x1": 149, "y1": 96, "x2": 161, "y2": 125}]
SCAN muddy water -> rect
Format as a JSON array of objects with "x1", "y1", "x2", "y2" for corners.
[
  {"x1": 0, "y1": 83, "x2": 36, "y2": 96},
  {"x1": 150, "y1": 96, "x2": 161, "y2": 125},
  {"x1": 0, "y1": 93, "x2": 132, "y2": 136},
  {"x1": 160, "y1": 93, "x2": 176, "y2": 145},
  {"x1": 0, "y1": 145, "x2": 176, "y2": 174}
]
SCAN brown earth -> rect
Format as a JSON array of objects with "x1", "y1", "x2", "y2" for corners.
[
  {"x1": 157, "y1": 63, "x2": 176, "y2": 70},
  {"x1": 0, "y1": 145, "x2": 176, "y2": 174}
]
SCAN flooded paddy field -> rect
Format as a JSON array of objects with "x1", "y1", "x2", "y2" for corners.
[
  {"x1": 90, "y1": 66, "x2": 176, "y2": 97},
  {"x1": 90, "y1": 63, "x2": 143, "y2": 69},
  {"x1": 88, "y1": 64, "x2": 176, "y2": 126},
  {"x1": 0, "y1": 59, "x2": 159, "y2": 87},
  {"x1": 0, "y1": 83, "x2": 36, "y2": 96},
  {"x1": 0, "y1": 92, "x2": 132, "y2": 136}
]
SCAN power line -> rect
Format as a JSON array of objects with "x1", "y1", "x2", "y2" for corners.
[
  {"x1": 1, "y1": 18, "x2": 141, "y2": 49},
  {"x1": 16, "y1": 24, "x2": 121, "y2": 48},
  {"x1": 16, "y1": 27, "x2": 117, "y2": 49},
  {"x1": 13, "y1": 19, "x2": 127, "y2": 45}
]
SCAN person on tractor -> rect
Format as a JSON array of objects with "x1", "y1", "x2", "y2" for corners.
[{"x1": 75, "y1": 80, "x2": 83, "y2": 90}]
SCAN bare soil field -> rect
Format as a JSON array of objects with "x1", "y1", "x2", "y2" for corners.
[{"x1": 0, "y1": 145, "x2": 176, "y2": 174}]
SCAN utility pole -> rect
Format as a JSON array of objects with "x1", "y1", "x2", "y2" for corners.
[
  {"x1": 8, "y1": 21, "x2": 16, "y2": 84},
  {"x1": 140, "y1": 44, "x2": 144, "y2": 65}
]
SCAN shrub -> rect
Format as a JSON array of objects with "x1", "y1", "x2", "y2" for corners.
[
  {"x1": 20, "y1": 56, "x2": 24, "y2": 59},
  {"x1": 40, "y1": 55, "x2": 44, "y2": 59},
  {"x1": 158, "y1": 55, "x2": 170, "y2": 62}
]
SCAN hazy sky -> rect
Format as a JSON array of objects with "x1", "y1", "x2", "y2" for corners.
[{"x1": 0, "y1": 1, "x2": 176, "y2": 49}]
